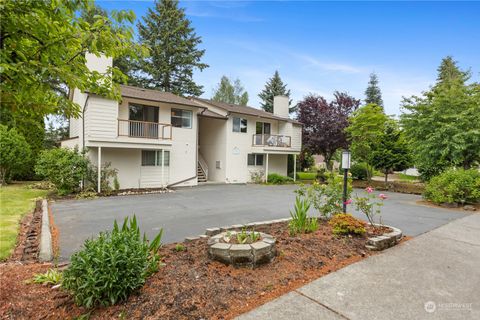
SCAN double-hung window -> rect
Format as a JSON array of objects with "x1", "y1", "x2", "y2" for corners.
[
  {"x1": 233, "y1": 117, "x2": 247, "y2": 133},
  {"x1": 141, "y1": 150, "x2": 170, "y2": 166},
  {"x1": 247, "y1": 154, "x2": 264, "y2": 166},
  {"x1": 171, "y1": 109, "x2": 192, "y2": 128}
]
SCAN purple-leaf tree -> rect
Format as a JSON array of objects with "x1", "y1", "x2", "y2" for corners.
[{"x1": 296, "y1": 92, "x2": 360, "y2": 170}]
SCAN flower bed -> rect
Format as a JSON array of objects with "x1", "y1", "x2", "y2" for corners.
[{"x1": 0, "y1": 220, "x2": 396, "y2": 320}]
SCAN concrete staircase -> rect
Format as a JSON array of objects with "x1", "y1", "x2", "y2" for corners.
[{"x1": 197, "y1": 162, "x2": 207, "y2": 183}]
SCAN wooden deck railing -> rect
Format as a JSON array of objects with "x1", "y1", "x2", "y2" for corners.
[
  {"x1": 252, "y1": 134, "x2": 291, "y2": 148},
  {"x1": 118, "y1": 119, "x2": 172, "y2": 140}
]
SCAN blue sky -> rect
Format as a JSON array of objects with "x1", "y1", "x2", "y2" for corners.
[{"x1": 98, "y1": 0, "x2": 480, "y2": 116}]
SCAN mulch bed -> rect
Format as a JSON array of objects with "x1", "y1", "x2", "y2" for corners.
[
  {"x1": 0, "y1": 221, "x2": 401, "y2": 320},
  {"x1": 353, "y1": 179, "x2": 425, "y2": 195}
]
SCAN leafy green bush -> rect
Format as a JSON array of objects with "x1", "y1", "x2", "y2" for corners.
[
  {"x1": 289, "y1": 196, "x2": 318, "y2": 235},
  {"x1": 296, "y1": 172, "x2": 317, "y2": 180},
  {"x1": 32, "y1": 268, "x2": 63, "y2": 285},
  {"x1": 350, "y1": 162, "x2": 371, "y2": 180},
  {"x1": 35, "y1": 147, "x2": 88, "y2": 195},
  {"x1": 268, "y1": 173, "x2": 294, "y2": 184},
  {"x1": 0, "y1": 124, "x2": 32, "y2": 184},
  {"x1": 295, "y1": 173, "x2": 352, "y2": 218},
  {"x1": 62, "y1": 216, "x2": 163, "y2": 308},
  {"x1": 329, "y1": 214, "x2": 366, "y2": 235},
  {"x1": 424, "y1": 169, "x2": 480, "y2": 204}
]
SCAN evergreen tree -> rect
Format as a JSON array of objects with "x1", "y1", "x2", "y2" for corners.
[
  {"x1": 212, "y1": 76, "x2": 249, "y2": 105},
  {"x1": 364, "y1": 73, "x2": 384, "y2": 108},
  {"x1": 134, "y1": 0, "x2": 208, "y2": 96},
  {"x1": 258, "y1": 71, "x2": 293, "y2": 113}
]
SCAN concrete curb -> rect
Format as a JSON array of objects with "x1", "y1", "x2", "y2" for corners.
[{"x1": 39, "y1": 199, "x2": 53, "y2": 262}]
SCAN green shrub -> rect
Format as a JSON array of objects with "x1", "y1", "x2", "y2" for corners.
[
  {"x1": 350, "y1": 162, "x2": 371, "y2": 180},
  {"x1": 268, "y1": 173, "x2": 294, "y2": 184},
  {"x1": 329, "y1": 214, "x2": 366, "y2": 235},
  {"x1": 35, "y1": 147, "x2": 88, "y2": 195},
  {"x1": 295, "y1": 173, "x2": 352, "y2": 218},
  {"x1": 296, "y1": 172, "x2": 317, "y2": 180},
  {"x1": 174, "y1": 244, "x2": 185, "y2": 252},
  {"x1": 289, "y1": 196, "x2": 318, "y2": 235},
  {"x1": 62, "y1": 216, "x2": 163, "y2": 308},
  {"x1": 0, "y1": 124, "x2": 32, "y2": 184},
  {"x1": 424, "y1": 168, "x2": 480, "y2": 204},
  {"x1": 32, "y1": 268, "x2": 63, "y2": 285}
]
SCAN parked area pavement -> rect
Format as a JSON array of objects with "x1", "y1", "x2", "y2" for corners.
[
  {"x1": 52, "y1": 184, "x2": 468, "y2": 261},
  {"x1": 237, "y1": 214, "x2": 480, "y2": 320}
]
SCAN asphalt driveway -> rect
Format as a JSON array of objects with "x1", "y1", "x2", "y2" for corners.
[{"x1": 52, "y1": 184, "x2": 468, "y2": 261}]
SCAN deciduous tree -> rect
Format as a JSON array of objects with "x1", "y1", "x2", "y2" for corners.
[
  {"x1": 297, "y1": 92, "x2": 360, "y2": 170},
  {"x1": 0, "y1": 0, "x2": 140, "y2": 118},
  {"x1": 401, "y1": 56, "x2": 480, "y2": 180},
  {"x1": 212, "y1": 76, "x2": 249, "y2": 105},
  {"x1": 346, "y1": 104, "x2": 388, "y2": 181},
  {"x1": 0, "y1": 125, "x2": 31, "y2": 185}
]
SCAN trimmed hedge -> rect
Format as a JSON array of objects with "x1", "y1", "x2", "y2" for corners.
[
  {"x1": 296, "y1": 172, "x2": 317, "y2": 180},
  {"x1": 267, "y1": 173, "x2": 294, "y2": 184}
]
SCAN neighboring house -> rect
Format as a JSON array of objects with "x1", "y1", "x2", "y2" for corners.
[{"x1": 62, "y1": 54, "x2": 302, "y2": 191}]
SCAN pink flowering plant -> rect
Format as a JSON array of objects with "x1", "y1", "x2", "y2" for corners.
[
  {"x1": 295, "y1": 172, "x2": 352, "y2": 219},
  {"x1": 352, "y1": 187, "x2": 387, "y2": 227}
]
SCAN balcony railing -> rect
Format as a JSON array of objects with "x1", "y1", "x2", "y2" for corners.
[
  {"x1": 118, "y1": 119, "x2": 172, "y2": 140},
  {"x1": 252, "y1": 134, "x2": 291, "y2": 148}
]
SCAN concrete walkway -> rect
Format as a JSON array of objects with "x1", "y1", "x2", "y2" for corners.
[{"x1": 237, "y1": 214, "x2": 480, "y2": 320}]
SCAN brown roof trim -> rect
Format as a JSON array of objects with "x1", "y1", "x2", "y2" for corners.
[
  {"x1": 192, "y1": 97, "x2": 302, "y2": 125},
  {"x1": 199, "y1": 109, "x2": 228, "y2": 120},
  {"x1": 120, "y1": 85, "x2": 205, "y2": 109}
]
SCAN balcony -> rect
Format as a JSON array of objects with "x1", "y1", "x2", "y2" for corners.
[
  {"x1": 252, "y1": 134, "x2": 291, "y2": 148},
  {"x1": 118, "y1": 119, "x2": 172, "y2": 140}
]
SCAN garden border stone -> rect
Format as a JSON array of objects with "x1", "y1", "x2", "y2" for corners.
[
  {"x1": 366, "y1": 224, "x2": 403, "y2": 251},
  {"x1": 207, "y1": 231, "x2": 276, "y2": 267}
]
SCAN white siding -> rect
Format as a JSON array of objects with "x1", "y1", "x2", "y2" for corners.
[
  {"x1": 140, "y1": 166, "x2": 169, "y2": 188},
  {"x1": 85, "y1": 96, "x2": 118, "y2": 140},
  {"x1": 199, "y1": 117, "x2": 227, "y2": 182},
  {"x1": 268, "y1": 154, "x2": 288, "y2": 176}
]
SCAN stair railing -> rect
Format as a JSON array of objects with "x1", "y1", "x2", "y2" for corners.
[{"x1": 198, "y1": 153, "x2": 208, "y2": 181}]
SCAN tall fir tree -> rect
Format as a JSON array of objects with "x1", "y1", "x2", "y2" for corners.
[
  {"x1": 134, "y1": 0, "x2": 208, "y2": 96},
  {"x1": 364, "y1": 73, "x2": 384, "y2": 108},
  {"x1": 212, "y1": 76, "x2": 249, "y2": 105},
  {"x1": 258, "y1": 71, "x2": 293, "y2": 113}
]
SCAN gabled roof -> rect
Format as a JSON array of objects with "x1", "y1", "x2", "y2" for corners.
[
  {"x1": 120, "y1": 85, "x2": 203, "y2": 108},
  {"x1": 192, "y1": 98, "x2": 301, "y2": 125}
]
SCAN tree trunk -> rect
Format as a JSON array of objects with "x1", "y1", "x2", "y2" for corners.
[
  {"x1": 324, "y1": 153, "x2": 333, "y2": 172},
  {"x1": 385, "y1": 172, "x2": 388, "y2": 185}
]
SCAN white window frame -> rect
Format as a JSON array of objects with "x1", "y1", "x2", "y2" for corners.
[
  {"x1": 247, "y1": 154, "x2": 264, "y2": 166},
  {"x1": 171, "y1": 108, "x2": 192, "y2": 129},
  {"x1": 233, "y1": 117, "x2": 248, "y2": 133},
  {"x1": 141, "y1": 150, "x2": 170, "y2": 167}
]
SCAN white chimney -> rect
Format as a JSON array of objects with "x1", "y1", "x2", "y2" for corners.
[
  {"x1": 85, "y1": 52, "x2": 112, "y2": 74},
  {"x1": 273, "y1": 95, "x2": 289, "y2": 118}
]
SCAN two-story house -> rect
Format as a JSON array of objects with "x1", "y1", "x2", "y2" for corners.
[{"x1": 62, "y1": 54, "x2": 302, "y2": 191}]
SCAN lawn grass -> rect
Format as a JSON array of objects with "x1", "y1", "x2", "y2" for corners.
[
  {"x1": 398, "y1": 173, "x2": 420, "y2": 182},
  {"x1": 0, "y1": 183, "x2": 49, "y2": 260}
]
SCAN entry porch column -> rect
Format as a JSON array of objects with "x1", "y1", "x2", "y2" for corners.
[
  {"x1": 97, "y1": 146, "x2": 102, "y2": 193},
  {"x1": 293, "y1": 154, "x2": 297, "y2": 182},
  {"x1": 265, "y1": 153, "x2": 269, "y2": 183}
]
